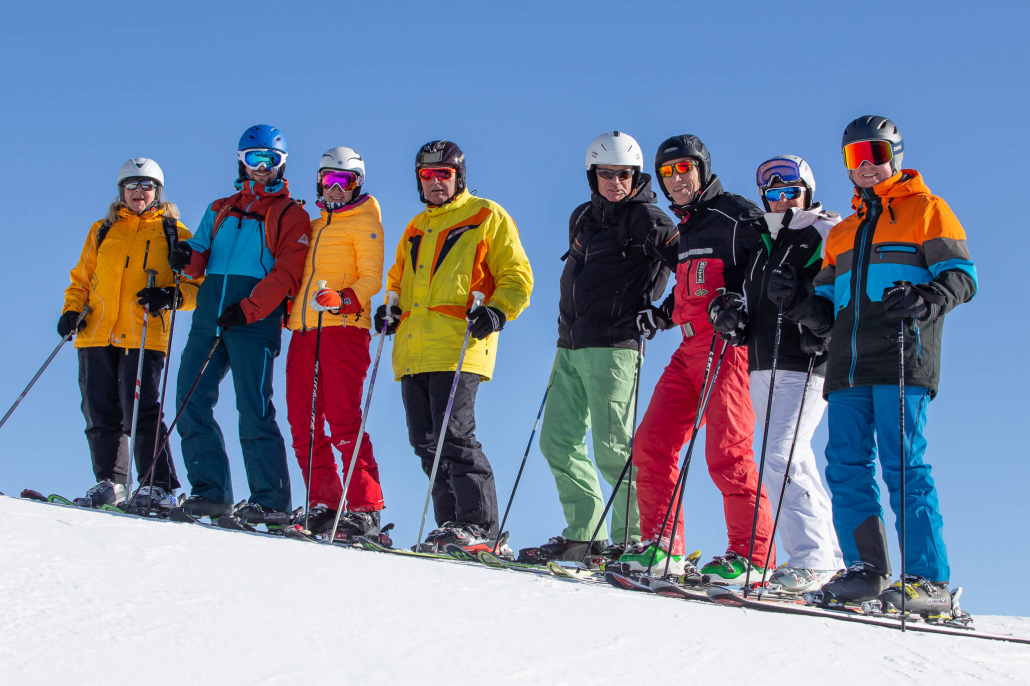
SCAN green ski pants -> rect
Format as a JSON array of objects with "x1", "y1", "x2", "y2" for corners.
[{"x1": 538, "y1": 347, "x2": 641, "y2": 544}]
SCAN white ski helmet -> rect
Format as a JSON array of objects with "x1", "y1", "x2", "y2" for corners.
[
  {"x1": 317, "y1": 146, "x2": 365, "y2": 197},
  {"x1": 755, "y1": 155, "x2": 816, "y2": 210},
  {"x1": 585, "y1": 131, "x2": 643, "y2": 193},
  {"x1": 117, "y1": 157, "x2": 164, "y2": 188}
]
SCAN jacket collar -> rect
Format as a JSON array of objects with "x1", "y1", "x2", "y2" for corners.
[
  {"x1": 425, "y1": 188, "x2": 473, "y2": 217},
  {"x1": 318, "y1": 193, "x2": 369, "y2": 214},
  {"x1": 589, "y1": 173, "x2": 657, "y2": 226},
  {"x1": 669, "y1": 175, "x2": 724, "y2": 223},
  {"x1": 234, "y1": 177, "x2": 291, "y2": 202},
  {"x1": 852, "y1": 169, "x2": 928, "y2": 211},
  {"x1": 117, "y1": 206, "x2": 164, "y2": 221}
]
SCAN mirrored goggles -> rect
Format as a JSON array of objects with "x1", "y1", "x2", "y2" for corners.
[
  {"x1": 842, "y1": 139, "x2": 897, "y2": 170},
  {"x1": 596, "y1": 168, "x2": 634, "y2": 180},
  {"x1": 658, "y1": 160, "x2": 695, "y2": 177},
  {"x1": 418, "y1": 167, "x2": 455, "y2": 181},
  {"x1": 763, "y1": 186, "x2": 805, "y2": 202},
  {"x1": 756, "y1": 158, "x2": 802, "y2": 187},
  {"x1": 320, "y1": 169, "x2": 360, "y2": 192},
  {"x1": 122, "y1": 178, "x2": 157, "y2": 191},
  {"x1": 238, "y1": 148, "x2": 287, "y2": 171}
]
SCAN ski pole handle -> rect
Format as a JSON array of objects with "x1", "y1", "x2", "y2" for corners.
[
  {"x1": 468, "y1": 291, "x2": 485, "y2": 319},
  {"x1": 316, "y1": 280, "x2": 328, "y2": 290},
  {"x1": 75, "y1": 304, "x2": 93, "y2": 330},
  {"x1": 384, "y1": 291, "x2": 400, "y2": 325}
]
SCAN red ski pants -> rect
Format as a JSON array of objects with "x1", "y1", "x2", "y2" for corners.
[
  {"x1": 285, "y1": 325, "x2": 384, "y2": 512},
  {"x1": 633, "y1": 333, "x2": 774, "y2": 566}
]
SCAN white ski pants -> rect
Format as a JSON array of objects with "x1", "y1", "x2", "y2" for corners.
[{"x1": 750, "y1": 369, "x2": 844, "y2": 571}]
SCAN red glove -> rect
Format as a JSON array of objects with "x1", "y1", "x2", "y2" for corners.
[{"x1": 314, "y1": 287, "x2": 362, "y2": 315}]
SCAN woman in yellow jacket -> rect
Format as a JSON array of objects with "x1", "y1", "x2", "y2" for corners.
[
  {"x1": 285, "y1": 147, "x2": 386, "y2": 539},
  {"x1": 61, "y1": 158, "x2": 200, "y2": 509}
]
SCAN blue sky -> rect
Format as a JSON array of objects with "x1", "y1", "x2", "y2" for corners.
[{"x1": 2, "y1": 1, "x2": 1027, "y2": 615}]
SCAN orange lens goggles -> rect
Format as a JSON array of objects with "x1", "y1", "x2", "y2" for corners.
[
  {"x1": 842, "y1": 140, "x2": 896, "y2": 170},
  {"x1": 418, "y1": 167, "x2": 455, "y2": 181},
  {"x1": 658, "y1": 160, "x2": 695, "y2": 177}
]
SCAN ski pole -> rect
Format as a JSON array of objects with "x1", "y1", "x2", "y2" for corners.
[
  {"x1": 649, "y1": 336, "x2": 729, "y2": 577},
  {"x1": 136, "y1": 331, "x2": 225, "y2": 489},
  {"x1": 759, "y1": 354, "x2": 816, "y2": 587},
  {"x1": 623, "y1": 336, "x2": 645, "y2": 549},
  {"x1": 0, "y1": 306, "x2": 91, "y2": 432},
  {"x1": 325, "y1": 291, "x2": 397, "y2": 543},
  {"x1": 493, "y1": 382, "x2": 550, "y2": 554},
  {"x1": 143, "y1": 274, "x2": 182, "y2": 511},
  {"x1": 126, "y1": 269, "x2": 158, "y2": 500},
  {"x1": 304, "y1": 281, "x2": 328, "y2": 531},
  {"x1": 578, "y1": 334, "x2": 647, "y2": 563},
  {"x1": 415, "y1": 291, "x2": 484, "y2": 549},
  {"x1": 898, "y1": 319, "x2": 907, "y2": 632},
  {"x1": 744, "y1": 302, "x2": 783, "y2": 597}
]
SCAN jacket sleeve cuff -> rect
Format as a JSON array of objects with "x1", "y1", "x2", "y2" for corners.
[{"x1": 238, "y1": 298, "x2": 261, "y2": 324}]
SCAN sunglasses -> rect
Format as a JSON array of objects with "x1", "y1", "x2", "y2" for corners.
[
  {"x1": 320, "y1": 169, "x2": 360, "y2": 192},
  {"x1": 596, "y1": 168, "x2": 634, "y2": 180},
  {"x1": 122, "y1": 179, "x2": 157, "y2": 191},
  {"x1": 418, "y1": 167, "x2": 455, "y2": 181},
  {"x1": 658, "y1": 160, "x2": 697, "y2": 178},
  {"x1": 842, "y1": 139, "x2": 900, "y2": 170},
  {"x1": 763, "y1": 186, "x2": 805, "y2": 202},
  {"x1": 238, "y1": 148, "x2": 287, "y2": 171}
]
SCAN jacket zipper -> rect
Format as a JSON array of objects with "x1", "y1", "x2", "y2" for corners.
[
  {"x1": 849, "y1": 197, "x2": 880, "y2": 387},
  {"x1": 301, "y1": 213, "x2": 333, "y2": 331}
]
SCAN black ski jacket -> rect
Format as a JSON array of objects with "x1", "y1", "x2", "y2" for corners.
[
  {"x1": 742, "y1": 205, "x2": 841, "y2": 375},
  {"x1": 557, "y1": 174, "x2": 677, "y2": 351}
]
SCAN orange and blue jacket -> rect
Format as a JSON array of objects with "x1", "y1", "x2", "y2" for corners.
[
  {"x1": 385, "y1": 188, "x2": 533, "y2": 381},
  {"x1": 64, "y1": 206, "x2": 201, "y2": 352},
  {"x1": 791, "y1": 170, "x2": 976, "y2": 397},
  {"x1": 288, "y1": 195, "x2": 385, "y2": 332}
]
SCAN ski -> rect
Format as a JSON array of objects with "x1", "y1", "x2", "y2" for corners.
[
  {"x1": 20, "y1": 489, "x2": 48, "y2": 502},
  {"x1": 474, "y1": 549, "x2": 553, "y2": 575},
  {"x1": 706, "y1": 586, "x2": 1030, "y2": 644},
  {"x1": 647, "y1": 578, "x2": 714, "y2": 602},
  {"x1": 546, "y1": 561, "x2": 607, "y2": 584},
  {"x1": 604, "y1": 571, "x2": 653, "y2": 592},
  {"x1": 355, "y1": 535, "x2": 471, "y2": 563}
]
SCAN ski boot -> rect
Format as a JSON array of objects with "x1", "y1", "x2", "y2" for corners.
[
  {"x1": 516, "y1": 536, "x2": 608, "y2": 565},
  {"x1": 616, "y1": 540, "x2": 687, "y2": 577},
  {"x1": 74, "y1": 480, "x2": 126, "y2": 508},
  {"x1": 700, "y1": 552, "x2": 766, "y2": 585},
  {"x1": 331, "y1": 510, "x2": 380, "y2": 541},
  {"x1": 293, "y1": 503, "x2": 337, "y2": 535},
  {"x1": 768, "y1": 567, "x2": 839, "y2": 594},
  {"x1": 127, "y1": 486, "x2": 178, "y2": 514},
  {"x1": 175, "y1": 495, "x2": 232, "y2": 521},
  {"x1": 419, "y1": 521, "x2": 493, "y2": 553},
  {"x1": 805, "y1": 562, "x2": 888, "y2": 606},
  {"x1": 877, "y1": 575, "x2": 956, "y2": 620},
  {"x1": 231, "y1": 502, "x2": 291, "y2": 531}
]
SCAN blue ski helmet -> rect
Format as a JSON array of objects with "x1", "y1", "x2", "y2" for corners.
[{"x1": 237, "y1": 125, "x2": 288, "y2": 181}]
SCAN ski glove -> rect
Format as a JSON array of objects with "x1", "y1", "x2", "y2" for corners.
[
  {"x1": 466, "y1": 305, "x2": 506, "y2": 340},
  {"x1": 216, "y1": 302, "x2": 248, "y2": 330},
  {"x1": 636, "y1": 306, "x2": 672, "y2": 340},
  {"x1": 882, "y1": 280, "x2": 939, "y2": 324},
  {"x1": 767, "y1": 264, "x2": 800, "y2": 308},
  {"x1": 311, "y1": 287, "x2": 362, "y2": 315},
  {"x1": 168, "y1": 241, "x2": 193, "y2": 273},
  {"x1": 708, "y1": 292, "x2": 748, "y2": 346},
  {"x1": 799, "y1": 326, "x2": 829, "y2": 356},
  {"x1": 57, "y1": 311, "x2": 87, "y2": 338},
  {"x1": 374, "y1": 303, "x2": 402, "y2": 335},
  {"x1": 137, "y1": 287, "x2": 181, "y2": 315}
]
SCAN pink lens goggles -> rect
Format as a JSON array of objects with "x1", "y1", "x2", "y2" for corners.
[{"x1": 320, "y1": 170, "x2": 360, "y2": 192}]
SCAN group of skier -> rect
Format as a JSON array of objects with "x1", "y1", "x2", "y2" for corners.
[{"x1": 53, "y1": 114, "x2": 975, "y2": 616}]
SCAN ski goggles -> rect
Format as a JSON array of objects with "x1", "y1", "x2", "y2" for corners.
[
  {"x1": 595, "y1": 168, "x2": 635, "y2": 180},
  {"x1": 756, "y1": 158, "x2": 803, "y2": 188},
  {"x1": 122, "y1": 178, "x2": 158, "y2": 191},
  {"x1": 762, "y1": 186, "x2": 805, "y2": 202},
  {"x1": 658, "y1": 160, "x2": 696, "y2": 177},
  {"x1": 319, "y1": 169, "x2": 360, "y2": 191},
  {"x1": 842, "y1": 139, "x2": 902, "y2": 170},
  {"x1": 238, "y1": 148, "x2": 287, "y2": 171},
  {"x1": 418, "y1": 167, "x2": 455, "y2": 181}
]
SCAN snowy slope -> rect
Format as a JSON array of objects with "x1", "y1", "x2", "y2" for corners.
[{"x1": 1, "y1": 496, "x2": 1028, "y2": 686}]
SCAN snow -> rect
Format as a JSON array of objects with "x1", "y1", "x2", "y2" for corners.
[{"x1": 1, "y1": 496, "x2": 1028, "y2": 686}]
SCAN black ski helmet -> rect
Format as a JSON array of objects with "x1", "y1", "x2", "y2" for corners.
[
  {"x1": 415, "y1": 140, "x2": 466, "y2": 205},
  {"x1": 654, "y1": 135, "x2": 712, "y2": 202},
  {"x1": 842, "y1": 115, "x2": 905, "y2": 175}
]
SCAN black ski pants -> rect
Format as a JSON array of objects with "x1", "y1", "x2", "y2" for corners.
[
  {"x1": 401, "y1": 371, "x2": 498, "y2": 537},
  {"x1": 77, "y1": 346, "x2": 180, "y2": 490}
]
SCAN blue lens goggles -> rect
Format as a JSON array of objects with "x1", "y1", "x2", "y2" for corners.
[
  {"x1": 238, "y1": 148, "x2": 287, "y2": 170},
  {"x1": 763, "y1": 186, "x2": 805, "y2": 202},
  {"x1": 756, "y1": 158, "x2": 803, "y2": 187}
]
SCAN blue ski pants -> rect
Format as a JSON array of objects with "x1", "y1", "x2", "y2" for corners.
[{"x1": 825, "y1": 385, "x2": 949, "y2": 582}]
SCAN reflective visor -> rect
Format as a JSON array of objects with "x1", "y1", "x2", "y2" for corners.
[
  {"x1": 238, "y1": 148, "x2": 286, "y2": 170},
  {"x1": 418, "y1": 167, "x2": 454, "y2": 181},
  {"x1": 842, "y1": 140, "x2": 894, "y2": 170},
  {"x1": 320, "y1": 170, "x2": 359, "y2": 191},
  {"x1": 756, "y1": 158, "x2": 802, "y2": 187}
]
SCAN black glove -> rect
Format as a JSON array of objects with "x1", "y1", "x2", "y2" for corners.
[
  {"x1": 374, "y1": 304, "x2": 402, "y2": 335},
  {"x1": 882, "y1": 281, "x2": 934, "y2": 323},
  {"x1": 636, "y1": 305, "x2": 672, "y2": 340},
  {"x1": 57, "y1": 311, "x2": 86, "y2": 338},
  {"x1": 466, "y1": 305, "x2": 506, "y2": 340},
  {"x1": 137, "y1": 287, "x2": 181, "y2": 315},
  {"x1": 799, "y1": 326, "x2": 829, "y2": 356},
  {"x1": 767, "y1": 264, "x2": 800, "y2": 309},
  {"x1": 168, "y1": 241, "x2": 193, "y2": 272},
  {"x1": 708, "y1": 292, "x2": 748, "y2": 346},
  {"x1": 216, "y1": 302, "x2": 248, "y2": 329}
]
